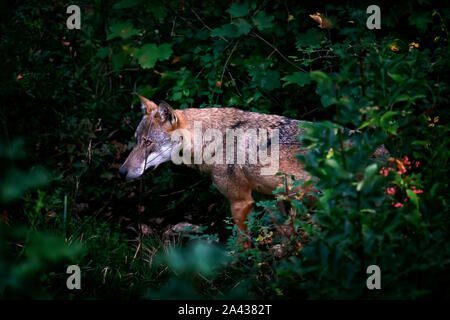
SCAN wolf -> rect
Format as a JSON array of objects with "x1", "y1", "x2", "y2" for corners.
[
  {"x1": 119, "y1": 95, "x2": 388, "y2": 234},
  {"x1": 119, "y1": 95, "x2": 316, "y2": 233}
]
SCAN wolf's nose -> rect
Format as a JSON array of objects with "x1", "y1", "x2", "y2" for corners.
[{"x1": 119, "y1": 167, "x2": 128, "y2": 177}]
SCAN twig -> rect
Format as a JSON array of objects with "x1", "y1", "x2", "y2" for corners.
[
  {"x1": 250, "y1": 32, "x2": 307, "y2": 72},
  {"x1": 94, "y1": 195, "x2": 113, "y2": 218},
  {"x1": 160, "y1": 0, "x2": 202, "y2": 34},
  {"x1": 156, "y1": 179, "x2": 206, "y2": 197},
  {"x1": 294, "y1": 55, "x2": 338, "y2": 63},
  {"x1": 233, "y1": 73, "x2": 282, "y2": 106},
  {"x1": 132, "y1": 242, "x2": 141, "y2": 261},
  {"x1": 216, "y1": 40, "x2": 240, "y2": 104},
  {"x1": 252, "y1": 0, "x2": 270, "y2": 17},
  {"x1": 191, "y1": 8, "x2": 229, "y2": 43},
  {"x1": 195, "y1": 67, "x2": 206, "y2": 79},
  {"x1": 170, "y1": 17, "x2": 177, "y2": 37},
  {"x1": 226, "y1": 68, "x2": 242, "y2": 96},
  {"x1": 297, "y1": 48, "x2": 332, "y2": 52},
  {"x1": 387, "y1": 104, "x2": 438, "y2": 140},
  {"x1": 300, "y1": 107, "x2": 319, "y2": 118},
  {"x1": 104, "y1": 68, "x2": 140, "y2": 76}
]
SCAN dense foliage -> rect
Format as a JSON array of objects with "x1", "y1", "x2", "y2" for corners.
[{"x1": 1, "y1": 0, "x2": 449, "y2": 299}]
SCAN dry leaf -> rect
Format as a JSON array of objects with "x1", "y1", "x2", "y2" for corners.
[{"x1": 309, "y1": 12, "x2": 332, "y2": 29}]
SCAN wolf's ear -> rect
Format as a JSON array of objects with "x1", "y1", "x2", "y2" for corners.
[
  {"x1": 136, "y1": 94, "x2": 158, "y2": 114},
  {"x1": 156, "y1": 101, "x2": 177, "y2": 126}
]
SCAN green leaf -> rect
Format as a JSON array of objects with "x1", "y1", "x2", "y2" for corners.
[
  {"x1": 411, "y1": 140, "x2": 428, "y2": 147},
  {"x1": 146, "y1": 1, "x2": 168, "y2": 20},
  {"x1": 309, "y1": 71, "x2": 331, "y2": 84},
  {"x1": 430, "y1": 183, "x2": 439, "y2": 198},
  {"x1": 262, "y1": 70, "x2": 281, "y2": 91},
  {"x1": 136, "y1": 43, "x2": 173, "y2": 69},
  {"x1": 136, "y1": 44, "x2": 158, "y2": 69},
  {"x1": 358, "y1": 120, "x2": 373, "y2": 130},
  {"x1": 411, "y1": 94, "x2": 426, "y2": 101},
  {"x1": 227, "y1": 2, "x2": 250, "y2": 18},
  {"x1": 320, "y1": 95, "x2": 334, "y2": 108},
  {"x1": 408, "y1": 12, "x2": 432, "y2": 33},
  {"x1": 112, "y1": 52, "x2": 127, "y2": 71},
  {"x1": 406, "y1": 189, "x2": 419, "y2": 210},
  {"x1": 356, "y1": 163, "x2": 378, "y2": 191},
  {"x1": 157, "y1": 43, "x2": 173, "y2": 60},
  {"x1": 380, "y1": 111, "x2": 397, "y2": 128},
  {"x1": 249, "y1": 67, "x2": 280, "y2": 91},
  {"x1": 96, "y1": 47, "x2": 109, "y2": 59},
  {"x1": 393, "y1": 94, "x2": 425, "y2": 105},
  {"x1": 107, "y1": 21, "x2": 140, "y2": 40},
  {"x1": 0, "y1": 168, "x2": 49, "y2": 203},
  {"x1": 211, "y1": 24, "x2": 239, "y2": 38},
  {"x1": 113, "y1": 0, "x2": 143, "y2": 9},
  {"x1": 282, "y1": 72, "x2": 311, "y2": 87},
  {"x1": 252, "y1": 11, "x2": 274, "y2": 32},
  {"x1": 388, "y1": 72, "x2": 404, "y2": 84},
  {"x1": 136, "y1": 85, "x2": 156, "y2": 100},
  {"x1": 296, "y1": 29, "x2": 325, "y2": 48},
  {"x1": 233, "y1": 19, "x2": 252, "y2": 36},
  {"x1": 172, "y1": 92, "x2": 182, "y2": 101}
]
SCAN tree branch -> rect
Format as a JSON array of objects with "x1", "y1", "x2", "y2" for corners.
[{"x1": 249, "y1": 32, "x2": 307, "y2": 72}]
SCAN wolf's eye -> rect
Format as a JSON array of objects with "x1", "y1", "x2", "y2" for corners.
[{"x1": 142, "y1": 138, "x2": 153, "y2": 147}]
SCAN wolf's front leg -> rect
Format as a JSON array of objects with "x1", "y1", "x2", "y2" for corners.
[
  {"x1": 210, "y1": 169, "x2": 254, "y2": 248},
  {"x1": 229, "y1": 196, "x2": 254, "y2": 232},
  {"x1": 228, "y1": 192, "x2": 254, "y2": 249}
]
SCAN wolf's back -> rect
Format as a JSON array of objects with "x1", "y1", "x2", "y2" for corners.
[{"x1": 182, "y1": 107, "x2": 307, "y2": 146}]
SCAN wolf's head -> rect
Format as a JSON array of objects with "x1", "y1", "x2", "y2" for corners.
[{"x1": 119, "y1": 95, "x2": 180, "y2": 179}]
